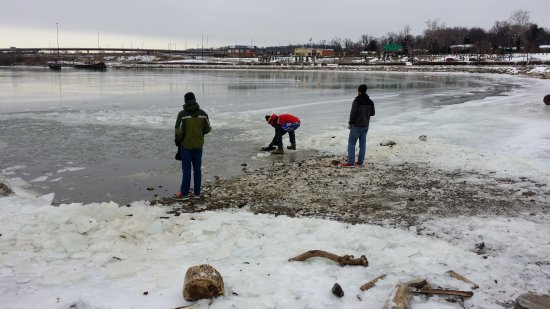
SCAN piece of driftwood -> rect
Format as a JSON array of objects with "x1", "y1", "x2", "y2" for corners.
[
  {"x1": 412, "y1": 288, "x2": 474, "y2": 298},
  {"x1": 360, "y1": 274, "x2": 387, "y2": 291},
  {"x1": 288, "y1": 250, "x2": 369, "y2": 266},
  {"x1": 173, "y1": 306, "x2": 194, "y2": 309},
  {"x1": 382, "y1": 278, "x2": 427, "y2": 309},
  {"x1": 402, "y1": 278, "x2": 428, "y2": 289},
  {"x1": 446, "y1": 270, "x2": 479, "y2": 289},
  {"x1": 183, "y1": 264, "x2": 225, "y2": 301},
  {"x1": 383, "y1": 284, "x2": 412, "y2": 309}
]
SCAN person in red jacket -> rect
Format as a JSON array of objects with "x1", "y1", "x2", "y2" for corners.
[{"x1": 261, "y1": 114, "x2": 301, "y2": 155}]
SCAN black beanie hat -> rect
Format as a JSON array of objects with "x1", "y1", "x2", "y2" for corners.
[
  {"x1": 265, "y1": 115, "x2": 271, "y2": 122},
  {"x1": 358, "y1": 84, "x2": 367, "y2": 94},
  {"x1": 184, "y1": 92, "x2": 196, "y2": 103}
]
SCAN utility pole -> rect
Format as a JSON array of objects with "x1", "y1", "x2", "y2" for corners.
[
  {"x1": 55, "y1": 22, "x2": 60, "y2": 63},
  {"x1": 56, "y1": 23, "x2": 59, "y2": 50}
]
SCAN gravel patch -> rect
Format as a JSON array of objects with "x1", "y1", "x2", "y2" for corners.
[{"x1": 150, "y1": 155, "x2": 549, "y2": 228}]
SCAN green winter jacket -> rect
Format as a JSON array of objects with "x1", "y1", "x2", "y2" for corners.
[{"x1": 174, "y1": 100, "x2": 211, "y2": 149}]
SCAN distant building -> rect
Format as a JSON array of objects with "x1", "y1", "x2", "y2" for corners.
[
  {"x1": 320, "y1": 49, "x2": 335, "y2": 57},
  {"x1": 293, "y1": 47, "x2": 334, "y2": 57},
  {"x1": 540, "y1": 45, "x2": 550, "y2": 51},
  {"x1": 226, "y1": 45, "x2": 256, "y2": 58}
]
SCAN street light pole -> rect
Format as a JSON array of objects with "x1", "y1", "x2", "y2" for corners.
[{"x1": 56, "y1": 22, "x2": 59, "y2": 52}]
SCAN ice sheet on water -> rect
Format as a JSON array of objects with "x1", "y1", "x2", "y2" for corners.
[
  {"x1": 30, "y1": 175, "x2": 49, "y2": 182},
  {"x1": 56, "y1": 167, "x2": 86, "y2": 173},
  {"x1": 0, "y1": 165, "x2": 26, "y2": 176}
]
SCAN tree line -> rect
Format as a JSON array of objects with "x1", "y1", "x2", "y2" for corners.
[{"x1": 306, "y1": 10, "x2": 549, "y2": 55}]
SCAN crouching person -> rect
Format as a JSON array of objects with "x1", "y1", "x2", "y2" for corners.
[{"x1": 262, "y1": 114, "x2": 301, "y2": 155}]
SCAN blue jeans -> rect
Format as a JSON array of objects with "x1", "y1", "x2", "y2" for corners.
[
  {"x1": 180, "y1": 147, "x2": 203, "y2": 196},
  {"x1": 347, "y1": 126, "x2": 369, "y2": 165},
  {"x1": 271, "y1": 127, "x2": 297, "y2": 149}
]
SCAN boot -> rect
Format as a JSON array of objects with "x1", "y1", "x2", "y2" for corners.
[
  {"x1": 287, "y1": 144, "x2": 296, "y2": 150},
  {"x1": 271, "y1": 148, "x2": 284, "y2": 155},
  {"x1": 261, "y1": 144, "x2": 276, "y2": 151}
]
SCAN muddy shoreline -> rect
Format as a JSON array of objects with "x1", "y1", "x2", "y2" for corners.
[{"x1": 150, "y1": 154, "x2": 549, "y2": 228}]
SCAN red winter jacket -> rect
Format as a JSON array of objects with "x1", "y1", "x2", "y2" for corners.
[{"x1": 268, "y1": 114, "x2": 300, "y2": 127}]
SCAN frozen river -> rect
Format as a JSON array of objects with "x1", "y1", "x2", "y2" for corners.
[{"x1": 1, "y1": 67, "x2": 549, "y2": 204}]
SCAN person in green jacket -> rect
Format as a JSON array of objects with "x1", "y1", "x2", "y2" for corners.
[{"x1": 174, "y1": 92, "x2": 211, "y2": 199}]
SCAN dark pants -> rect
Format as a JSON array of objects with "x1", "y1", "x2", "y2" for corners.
[
  {"x1": 271, "y1": 127, "x2": 296, "y2": 149},
  {"x1": 180, "y1": 146, "x2": 203, "y2": 196}
]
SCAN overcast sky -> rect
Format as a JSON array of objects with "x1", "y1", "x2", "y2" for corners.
[{"x1": 2, "y1": 0, "x2": 549, "y2": 50}]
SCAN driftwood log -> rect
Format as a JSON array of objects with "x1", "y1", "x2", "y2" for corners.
[
  {"x1": 402, "y1": 278, "x2": 428, "y2": 289},
  {"x1": 413, "y1": 288, "x2": 474, "y2": 297},
  {"x1": 360, "y1": 274, "x2": 387, "y2": 291},
  {"x1": 383, "y1": 284, "x2": 412, "y2": 309},
  {"x1": 182, "y1": 264, "x2": 224, "y2": 301},
  {"x1": 288, "y1": 250, "x2": 369, "y2": 266},
  {"x1": 383, "y1": 278, "x2": 427, "y2": 309},
  {"x1": 446, "y1": 270, "x2": 479, "y2": 289}
]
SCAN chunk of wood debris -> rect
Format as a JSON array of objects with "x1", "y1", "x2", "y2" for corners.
[
  {"x1": 360, "y1": 274, "x2": 387, "y2": 291},
  {"x1": 383, "y1": 284, "x2": 412, "y2": 309},
  {"x1": 412, "y1": 288, "x2": 474, "y2": 297},
  {"x1": 446, "y1": 270, "x2": 479, "y2": 289},
  {"x1": 288, "y1": 250, "x2": 368, "y2": 267},
  {"x1": 183, "y1": 264, "x2": 224, "y2": 301}
]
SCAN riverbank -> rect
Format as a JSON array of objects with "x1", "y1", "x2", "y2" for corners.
[
  {"x1": 150, "y1": 154, "x2": 549, "y2": 227},
  {"x1": 107, "y1": 62, "x2": 550, "y2": 79}
]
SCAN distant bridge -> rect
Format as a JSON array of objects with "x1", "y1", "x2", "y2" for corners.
[{"x1": 0, "y1": 47, "x2": 222, "y2": 57}]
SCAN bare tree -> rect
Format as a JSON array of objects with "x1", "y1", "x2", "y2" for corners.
[
  {"x1": 490, "y1": 20, "x2": 513, "y2": 51},
  {"x1": 360, "y1": 34, "x2": 369, "y2": 50},
  {"x1": 424, "y1": 18, "x2": 446, "y2": 53},
  {"x1": 329, "y1": 37, "x2": 343, "y2": 52},
  {"x1": 509, "y1": 9, "x2": 530, "y2": 30},
  {"x1": 424, "y1": 18, "x2": 446, "y2": 36},
  {"x1": 399, "y1": 25, "x2": 412, "y2": 40}
]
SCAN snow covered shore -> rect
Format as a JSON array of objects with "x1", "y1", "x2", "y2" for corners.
[
  {"x1": 105, "y1": 53, "x2": 550, "y2": 79},
  {"x1": 1, "y1": 150, "x2": 549, "y2": 308},
  {"x1": 108, "y1": 61, "x2": 550, "y2": 79},
  {"x1": 0, "y1": 186, "x2": 549, "y2": 309}
]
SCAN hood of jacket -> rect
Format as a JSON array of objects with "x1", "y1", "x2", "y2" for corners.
[{"x1": 183, "y1": 99, "x2": 200, "y2": 112}]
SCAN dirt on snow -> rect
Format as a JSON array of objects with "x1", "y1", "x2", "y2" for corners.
[{"x1": 150, "y1": 155, "x2": 549, "y2": 228}]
